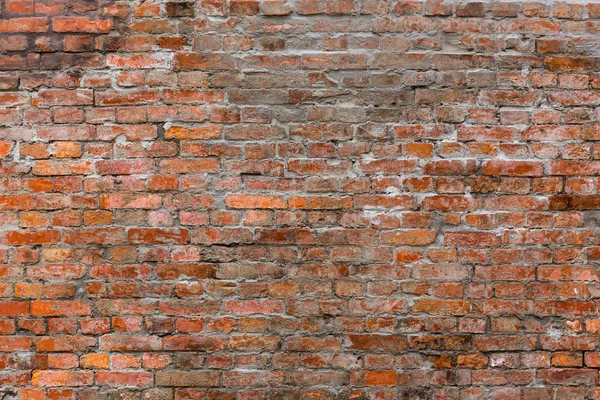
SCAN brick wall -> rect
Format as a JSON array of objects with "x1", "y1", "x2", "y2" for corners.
[{"x1": 1, "y1": 0, "x2": 600, "y2": 398}]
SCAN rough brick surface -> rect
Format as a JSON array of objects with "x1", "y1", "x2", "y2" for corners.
[{"x1": 2, "y1": 0, "x2": 600, "y2": 398}]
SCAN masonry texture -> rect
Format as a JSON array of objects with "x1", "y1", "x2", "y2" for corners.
[{"x1": 3, "y1": 0, "x2": 600, "y2": 399}]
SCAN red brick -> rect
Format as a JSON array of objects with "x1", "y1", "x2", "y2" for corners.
[
  {"x1": 351, "y1": 370, "x2": 397, "y2": 386},
  {"x1": 380, "y1": 230, "x2": 437, "y2": 246},
  {"x1": 345, "y1": 334, "x2": 408, "y2": 351},
  {"x1": 536, "y1": 369, "x2": 598, "y2": 386},
  {"x1": 163, "y1": 335, "x2": 226, "y2": 351},
  {"x1": 0, "y1": 336, "x2": 31, "y2": 351},
  {"x1": 4, "y1": 230, "x2": 60, "y2": 245},
  {"x1": 422, "y1": 195, "x2": 480, "y2": 211},
  {"x1": 3, "y1": 2, "x2": 600, "y2": 396},
  {"x1": 52, "y1": 17, "x2": 113, "y2": 33},
  {"x1": 445, "y1": 231, "x2": 502, "y2": 247},
  {"x1": 549, "y1": 195, "x2": 600, "y2": 210},
  {"x1": 128, "y1": 228, "x2": 189, "y2": 244},
  {"x1": 32, "y1": 370, "x2": 93, "y2": 387},
  {"x1": 230, "y1": 0, "x2": 260, "y2": 15},
  {"x1": 162, "y1": 89, "x2": 223, "y2": 103},
  {"x1": 413, "y1": 299, "x2": 472, "y2": 315},
  {"x1": 0, "y1": 301, "x2": 28, "y2": 317},
  {"x1": 80, "y1": 353, "x2": 109, "y2": 369},
  {"x1": 522, "y1": 125, "x2": 581, "y2": 141},
  {"x1": 96, "y1": 159, "x2": 155, "y2": 175},
  {"x1": 174, "y1": 53, "x2": 236, "y2": 70},
  {"x1": 32, "y1": 160, "x2": 94, "y2": 176},
  {"x1": 483, "y1": 160, "x2": 545, "y2": 177},
  {"x1": 155, "y1": 264, "x2": 216, "y2": 279},
  {"x1": 226, "y1": 194, "x2": 287, "y2": 209},
  {"x1": 38, "y1": 125, "x2": 95, "y2": 141},
  {"x1": 165, "y1": 125, "x2": 223, "y2": 140},
  {"x1": 35, "y1": 89, "x2": 93, "y2": 107},
  {"x1": 97, "y1": 371, "x2": 153, "y2": 387},
  {"x1": 159, "y1": 159, "x2": 220, "y2": 173},
  {"x1": 64, "y1": 35, "x2": 95, "y2": 52},
  {"x1": 0, "y1": 17, "x2": 48, "y2": 32},
  {"x1": 31, "y1": 301, "x2": 91, "y2": 316},
  {"x1": 6, "y1": 0, "x2": 34, "y2": 14},
  {"x1": 457, "y1": 126, "x2": 517, "y2": 142},
  {"x1": 99, "y1": 334, "x2": 162, "y2": 351},
  {"x1": 96, "y1": 125, "x2": 157, "y2": 141},
  {"x1": 95, "y1": 89, "x2": 159, "y2": 106},
  {"x1": 100, "y1": 193, "x2": 162, "y2": 209},
  {"x1": 0, "y1": 194, "x2": 35, "y2": 210}
]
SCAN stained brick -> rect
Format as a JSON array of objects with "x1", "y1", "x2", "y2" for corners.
[{"x1": 2, "y1": 1, "x2": 600, "y2": 395}]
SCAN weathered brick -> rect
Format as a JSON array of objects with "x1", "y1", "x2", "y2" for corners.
[
  {"x1": 96, "y1": 371, "x2": 153, "y2": 387},
  {"x1": 0, "y1": 17, "x2": 48, "y2": 33},
  {"x1": 32, "y1": 160, "x2": 94, "y2": 176},
  {"x1": 3, "y1": 1, "x2": 600, "y2": 395},
  {"x1": 155, "y1": 370, "x2": 220, "y2": 386},
  {"x1": 32, "y1": 370, "x2": 93, "y2": 387},
  {"x1": 445, "y1": 231, "x2": 502, "y2": 247},
  {"x1": 96, "y1": 159, "x2": 155, "y2": 175},
  {"x1": 35, "y1": 89, "x2": 93, "y2": 107},
  {"x1": 31, "y1": 301, "x2": 91, "y2": 316},
  {"x1": 483, "y1": 160, "x2": 545, "y2": 177},
  {"x1": 52, "y1": 17, "x2": 113, "y2": 33}
]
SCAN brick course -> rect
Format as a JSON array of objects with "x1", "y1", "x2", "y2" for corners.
[{"x1": 1, "y1": 0, "x2": 600, "y2": 398}]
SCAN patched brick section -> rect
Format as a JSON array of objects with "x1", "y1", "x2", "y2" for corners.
[{"x1": 2, "y1": 0, "x2": 600, "y2": 398}]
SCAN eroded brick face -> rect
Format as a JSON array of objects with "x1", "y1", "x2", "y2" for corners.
[{"x1": 1, "y1": 0, "x2": 600, "y2": 399}]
